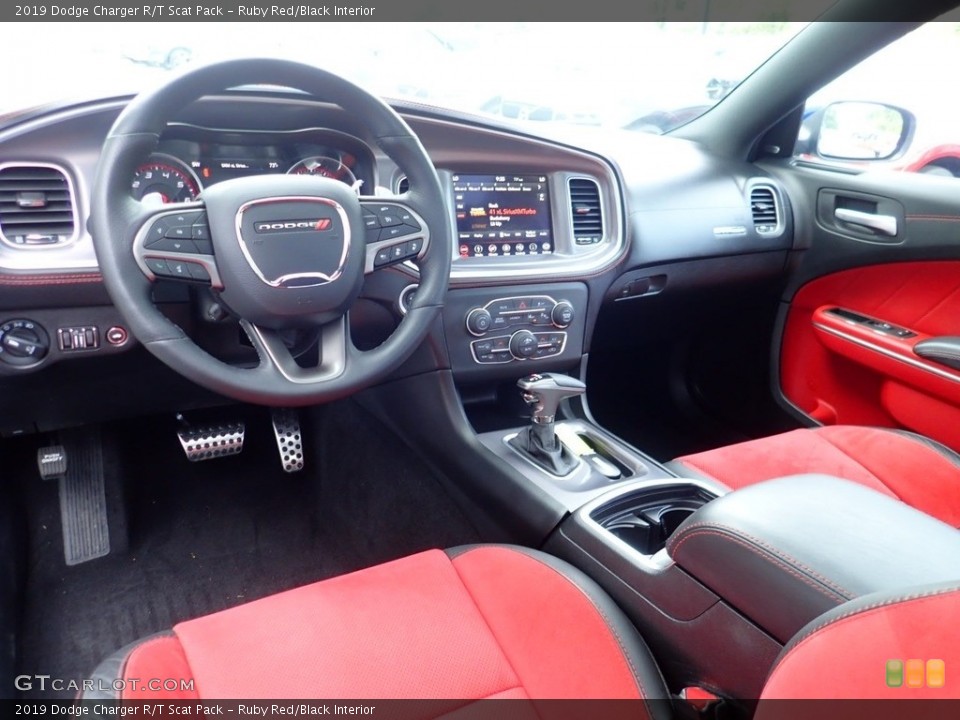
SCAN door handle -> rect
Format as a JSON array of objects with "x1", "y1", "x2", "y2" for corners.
[{"x1": 834, "y1": 208, "x2": 898, "y2": 236}]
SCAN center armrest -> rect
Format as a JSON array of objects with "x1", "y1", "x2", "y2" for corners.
[{"x1": 666, "y1": 474, "x2": 960, "y2": 643}]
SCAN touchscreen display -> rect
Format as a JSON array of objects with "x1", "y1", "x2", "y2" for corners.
[{"x1": 453, "y1": 174, "x2": 552, "y2": 258}]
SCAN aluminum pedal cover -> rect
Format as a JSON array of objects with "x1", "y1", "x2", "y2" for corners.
[
  {"x1": 271, "y1": 408, "x2": 304, "y2": 473},
  {"x1": 177, "y1": 422, "x2": 245, "y2": 462}
]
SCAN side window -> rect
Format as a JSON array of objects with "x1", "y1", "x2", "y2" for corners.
[{"x1": 794, "y1": 22, "x2": 960, "y2": 179}]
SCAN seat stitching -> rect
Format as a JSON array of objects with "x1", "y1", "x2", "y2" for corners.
[
  {"x1": 451, "y1": 549, "x2": 652, "y2": 710},
  {"x1": 668, "y1": 521, "x2": 853, "y2": 598},
  {"x1": 669, "y1": 526, "x2": 851, "y2": 601},
  {"x1": 884, "y1": 428, "x2": 960, "y2": 473},
  {"x1": 444, "y1": 559, "x2": 538, "y2": 708},
  {"x1": 429, "y1": 686, "x2": 528, "y2": 719},
  {"x1": 768, "y1": 586, "x2": 960, "y2": 688},
  {"x1": 812, "y1": 430, "x2": 903, "y2": 501}
]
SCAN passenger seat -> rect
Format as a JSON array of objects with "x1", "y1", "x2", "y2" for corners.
[{"x1": 669, "y1": 425, "x2": 960, "y2": 527}]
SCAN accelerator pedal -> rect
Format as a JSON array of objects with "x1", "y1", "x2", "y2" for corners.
[
  {"x1": 40, "y1": 427, "x2": 111, "y2": 566},
  {"x1": 176, "y1": 414, "x2": 245, "y2": 462},
  {"x1": 271, "y1": 408, "x2": 304, "y2": 473}
]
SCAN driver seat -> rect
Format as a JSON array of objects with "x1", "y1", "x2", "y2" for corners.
[
  {"x1": 84, "y1": 546, "x2": 671, "y2": 707},
  {"x1": 84, "y1": 545, "x2": 960, "y2": 707}
]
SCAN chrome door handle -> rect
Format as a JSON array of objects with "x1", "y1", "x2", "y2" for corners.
[{"x1": 835, "y1": 208, "x2": 898, "y2": 236}]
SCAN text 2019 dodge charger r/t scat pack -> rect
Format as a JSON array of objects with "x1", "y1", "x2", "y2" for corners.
[{"x1": 2, "y1": 3, "x2": 960, "y2": 716}]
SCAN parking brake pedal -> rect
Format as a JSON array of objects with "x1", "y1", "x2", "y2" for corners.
[
  {"x1": 271, "y1": 408, "x2": 304, "y2": 473},
  {"x1": 40, "y1": 428, "x2": 111, "y2": 566},
  {"x1": 176, "y1": 415, "x2": 245, "y2": 461}
]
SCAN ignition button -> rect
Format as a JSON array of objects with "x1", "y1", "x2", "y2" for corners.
[{"x1": 106, "y1": 326, "x2": 129, "y2": 346}]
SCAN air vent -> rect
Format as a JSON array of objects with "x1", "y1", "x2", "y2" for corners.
[
  {"x1": 569, "y1": 177, "x2": 603, "y2": 245},
  {"x1": 0, "y1": 164, "x2": 77, "y2": 248},
  {"x1": 750, "y1": 185, "x2": 780, "y2": 235},
  {"x1": 397, "y1": 176, "x2": 409, "y2": 194}
]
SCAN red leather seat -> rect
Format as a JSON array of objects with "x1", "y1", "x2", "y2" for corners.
[
  {"x1": 757, "y1": 581, "x2": 960, "y2": 703},
  {"x1": 670, "y1": 426, "x2": 960, "y2": 527},
  {"x1": 85, "y1": 545, "x2": 960, "y2": 705},
  {"x1": 85, "y1": 546, "x2": 670, "y2": 705}
]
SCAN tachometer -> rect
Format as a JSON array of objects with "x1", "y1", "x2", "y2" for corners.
[
  {"x1": 131, "y1": 155, "x2": 202, "y2": 204},
  {"x1": 287, "y1": 156, "x2": 360, "y2": 190}
]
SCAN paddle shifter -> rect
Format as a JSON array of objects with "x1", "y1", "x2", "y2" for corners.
[{"x1": 509, "y1": 373, "x2": 586, "y2": 475}]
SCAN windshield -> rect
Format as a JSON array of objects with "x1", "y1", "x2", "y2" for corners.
[{"x1": 2, "y1": 22, "x2": 806, "y2": 131}]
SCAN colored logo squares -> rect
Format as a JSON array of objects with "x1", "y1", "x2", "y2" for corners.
[{"x1": 886, "y1": 659, "x2": 945, "y2": 688}]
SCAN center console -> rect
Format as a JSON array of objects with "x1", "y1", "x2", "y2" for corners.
[
  {"x1": 545, "y1": 473, "x2": 960, "y2": 701},
  {"x1": 442, "y1": 282, "x2": 589, "y2": 381}
]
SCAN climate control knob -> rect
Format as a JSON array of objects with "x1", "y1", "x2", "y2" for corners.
[
  {"x1": 551, "y1": 300, "x2": 575, "y2": 328},
  {"x1": 0, "y1": 319, "x2": 49, "y2": 366},
  {"x1": 465, "y1": 307, "x2": 493, "y2": 336},
  {"x1": 509, "y1": 329, "x2": 538, "y2": 360}
]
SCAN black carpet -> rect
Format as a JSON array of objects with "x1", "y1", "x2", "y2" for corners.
[{"x1": 16, "y1": 400, "x2": 481, "y2": 698}]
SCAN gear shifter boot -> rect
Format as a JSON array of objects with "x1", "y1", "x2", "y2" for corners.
[
  {"x1": 508, "y1": 373, "x2": 587, "y2": 476},
  {"x1": 509, "y1": 425, "x2": 581, "y2": 476}
]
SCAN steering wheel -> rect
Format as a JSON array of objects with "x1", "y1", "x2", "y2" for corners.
[{"x1": 89, "y1": 59, "x2": 451, "y2": 406}]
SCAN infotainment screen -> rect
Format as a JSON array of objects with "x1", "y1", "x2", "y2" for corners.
[{"x1": 452, "y1": 174, "x2": 552, "y2": 258}]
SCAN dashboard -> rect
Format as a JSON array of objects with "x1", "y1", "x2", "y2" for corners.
[{"x1": 0, "y1": 89, "x2": 792, "y2": 427}]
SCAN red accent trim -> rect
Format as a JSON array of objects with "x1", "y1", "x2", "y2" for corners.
[
  {"x1": 676, "y1": 426, "x2": 960, "y2": 526},
  {"x1": 761, "y1": 590, "x2": 960, "y2": 699},
  {"x1": 106, "y1": 548, "x2": 648, "y2": 700},
  {"x1": 120, "y1": 635, "x2": 198, "y2": 700},
  {"x1": 781, "y1": 262, "x2": 960, "y2": 451},
  {"x1": 0, "y1": 272, "x2": 102, "y2": 286}
]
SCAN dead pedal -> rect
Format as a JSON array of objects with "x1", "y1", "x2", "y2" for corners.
[
  {"x1": 176, "y1": 416, "x2": 245, "y2": 461},
  {"x1": 48, "y1": 427, "x2": 110, "y2": 566},
  {"x1": 271, "y1": 408, "x2": 304, "y2": 473}
]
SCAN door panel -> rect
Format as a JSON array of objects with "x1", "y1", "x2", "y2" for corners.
[
  {"x1": 769, "y1": 159, "x2": 960, "y2": 452},
  {"x1": 781, "y1": 259, "x2": 960, "y2": 450}
]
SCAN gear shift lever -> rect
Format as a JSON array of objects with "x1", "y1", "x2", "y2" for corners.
[{"x1": 509, "y1": 373, "x2": 585, "y2": 475}]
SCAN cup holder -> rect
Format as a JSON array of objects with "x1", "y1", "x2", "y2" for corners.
[{"x1": 591, "y1": 483, "x2": 716, "y2": 556}]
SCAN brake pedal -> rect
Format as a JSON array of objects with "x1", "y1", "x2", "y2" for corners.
[
  {"x1": 271, "y1": 408, "x2": 304, "y2": 473},
  {"x1": 45, "y1": 427, "x2": 111, "y2": 566},
  {"x1": 176, "y1": 416, "x2": 245, "y2": 462}
]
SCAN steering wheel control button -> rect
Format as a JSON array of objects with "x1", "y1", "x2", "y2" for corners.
[
  {"x1": 187, "y1": 263, "x2": 211, "y2": 281},
  {"x1": 406, "y1": 238, "x2": 423, "y2": 256},
  {"x1": 105, "y1": 326, "x2": 129, "y2": 346},
  {"x1": 398, "y1": 210, "x2": 420, "y2": 230},
  {"x1": 166, "y1": 260, "x2": 192, "y2": 279},
  {"x1": 164, "y1": 225, "x2": 193, "y2": 239},
  {"x1": 144, "y1": 257, "x2": 170, "y2": 277},
  {"x1": 374, "y1": 247, "x2": 393, "y2": 268},
  {"x1": 373, "y1": 204, "x2": 403, "y2": 227},
  {"x1": 379, "y1": 225, "x2": 409, "y2": 242},
  {"x1": 148, "y1": 238, "x2": 198, "y2": 253},
  {"x1": 193, "y1": 239, "x2": 214, "y2": 255}
]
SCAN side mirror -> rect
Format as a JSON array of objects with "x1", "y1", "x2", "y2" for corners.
[{"x1": 806, "y1": 101, "x2": 914, "y2": 161}]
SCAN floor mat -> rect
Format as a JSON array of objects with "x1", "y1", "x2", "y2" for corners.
[{"x1": 16, "y1": 400, "x2": 481, "y2": 698}]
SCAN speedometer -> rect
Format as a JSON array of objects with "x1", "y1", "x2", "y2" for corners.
[
  {"x1": 287, "y1": 156, "x2": 360, "y2": 190},
  {"x1": 131, "y1": 154, "x2": 202, "y2": 204}
]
